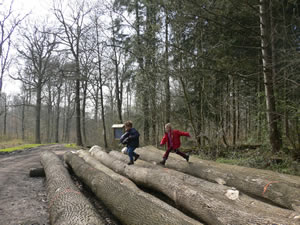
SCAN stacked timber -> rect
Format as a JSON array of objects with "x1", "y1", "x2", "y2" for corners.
[
  {"x1": 108, "y1": 149, "x2": 300, "y2": 216},
  {"x1": 40, "y1": 151, "x2": 104, "y2": 225},
  {"x1": 135, "y1": 145, "x2": 300, "y2": 212},
  {"x1": 88, "y1": 146, "x2": 300, "y2": 225},
  {"x1": 64, "y1": 151, "x2": 201, "y2": 225}
]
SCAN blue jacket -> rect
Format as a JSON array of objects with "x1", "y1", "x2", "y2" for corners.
[{"x1": 120, "y1": 128, "x2": 140, "y2": 148}]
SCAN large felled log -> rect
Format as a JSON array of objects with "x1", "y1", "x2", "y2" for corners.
[
  {"x1": 108, "y1": 150, "x2": 300, "y2": 220},
  {"x1": 135, "y1": 146, "x2": 300, "y2": 212},
  {"x1": 89, "y1": 146, "x2": 299, "y2": 225},
  {"x1": 40, "y1": 151, "x2": 104, "y2": 225},
  {"x1": 76, "y1": 150, "x2": 201, "y2": 224},
  {"x1": 64, "y1": 151, "x2": 201, "y2": 225}
]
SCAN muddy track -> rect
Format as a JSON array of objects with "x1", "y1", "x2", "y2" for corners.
[{"x1": 0, "y1": 145, "x2": 70, "y2": 225}]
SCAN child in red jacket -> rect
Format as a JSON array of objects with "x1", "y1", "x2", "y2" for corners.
[{"x1": 160, "y1": 123, "x2": 190, "y2": 165}]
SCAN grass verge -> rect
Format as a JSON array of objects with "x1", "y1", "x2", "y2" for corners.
[{"x1": 0, "y1": 144, "x2": 45, "y2": 152}]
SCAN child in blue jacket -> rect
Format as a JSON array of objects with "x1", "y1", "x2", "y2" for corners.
[{"x1": 120, "y1": 121, "x2": 140, "y2": 165}]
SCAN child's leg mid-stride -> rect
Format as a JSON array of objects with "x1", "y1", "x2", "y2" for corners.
[
  {"x1": 160, "y1": 148, "x2": 189, "y2": 165},
  {"x1": 127, "y1": 146, "x2": 139, "y2": 165},
  {"x1": 160, "y1": 148, "x2": 172, "y2": 165},
  {"x1": 175, "y1": 149, "x2": 189, "y2": 162},
  {"x1": 163, "y1": 148, "x2": 172, "y2": 160}
]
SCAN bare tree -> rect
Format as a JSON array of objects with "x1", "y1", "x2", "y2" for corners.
[
  {"x1": 2, "y1": 93, "x2": 8, "y2": 135},
  {"x1": 92, "y1": 10, "x2": 108, "y2": 148},
  {"x1": 80, "y1": 32, "x2": 95, "y2": 145},
  {"x1": 14, "y1": 25, "x2": 57, "y2": 143},
  {"x1": 53, "y1": 0, "x2": 92, "y2": 146},
  {"x1": 0, "y1": 0, "x2": 27, "y2": 96},
  {"x1": 108, "y1": 12, "x2": 123, "y2": 124}
]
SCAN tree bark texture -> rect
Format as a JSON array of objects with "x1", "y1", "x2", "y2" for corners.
[
  {"x1": 88, "y1": 146, "x2": 299, "y2": 225},
  {"x1": 76, "y1": 149, "x2": 201, "y2": 224},
  {"x1": 164, "y1": 9, "x2": 170, "y2": 124},
  {"x1": 55, "y1": 85, "x2": 62, "y2": 143},
  {"x1": 81, "y1": 80, "x2": 88, "y2": 144},
  {"x1": 135, "y1": 146, "x2": 300, "y2": 212},
  {"x1": 40, "y1": 151, "x2": 104, "y2": 225},
  {"x1": 259, "y1": 0, "x2": 282, "y2": 152},
  {"x1": 75, "y1": 77, "x2": 83, "y2": 146},
  {"x1": 64, "y1": 151, "x2": 200, "y2": 225},
  {"x1": 3, "y1": 95, "x2": 7, "y2": 135},
  {"x1": 109, "y1": 150, "x2": 300, "y2": 218},
  {"x1": 35, "y1": 82, "x2": 42, "y2": 144}
]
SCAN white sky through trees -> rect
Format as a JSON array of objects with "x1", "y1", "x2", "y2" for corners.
[
  {"x1": 1, "y1": 0, "x2": 51, "y2": 95},
  {"x1": 1, "y1": 0, "x2": 112, "y2": 96}
]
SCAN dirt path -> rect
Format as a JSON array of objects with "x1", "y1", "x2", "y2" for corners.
[{"x1": 0, "y1": 144, "x2": 70, "y2": 225}]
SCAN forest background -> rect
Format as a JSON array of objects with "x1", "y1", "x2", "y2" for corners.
[{"x1": 0, "y1": 0, "x2": 299, "y2": 172}]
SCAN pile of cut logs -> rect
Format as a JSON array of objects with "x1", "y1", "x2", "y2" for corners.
[{"x1": 39, "y1": 145, "x2": 300, "y2": 225}]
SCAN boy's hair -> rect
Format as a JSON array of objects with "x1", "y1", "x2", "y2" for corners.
[
  {"x1": 165, "y1": 123, "x2": 172, "y2": 129},
  {"x1": 124, "y1": 120, "x2": 133, "y2": 128}
]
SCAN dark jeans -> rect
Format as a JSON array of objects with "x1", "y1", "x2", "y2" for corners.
[
  {"x1": 163, "y1": 148, "x2": 187, "y2": 160},
  {"x1": 127, "y1": 146, "x2": 138, "y2": 162}
]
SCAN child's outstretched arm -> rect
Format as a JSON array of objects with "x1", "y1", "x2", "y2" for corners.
[{"x1": 178, "y1": 131, "x2": 191, "y2": 137}]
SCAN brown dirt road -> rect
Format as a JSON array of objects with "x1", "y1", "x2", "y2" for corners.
[{"x1": 0, "y1": 144, "x2": 70, "y2": 225}]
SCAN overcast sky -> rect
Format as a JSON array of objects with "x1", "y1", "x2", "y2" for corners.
[
  {"x1": 2, "y1": 0, "x2": 113, "y2": 96},
  {"x1": 1, "y1": 0, "x2": 52, "y2": 95}
]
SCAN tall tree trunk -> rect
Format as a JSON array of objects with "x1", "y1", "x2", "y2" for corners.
[
  {"x1": 35, "y1": 81, "x2": 42, "y2": 144},
  {"x1": 95, "y1": 19, "x2": 108, "y2": 148},
  {"x1": 236, "y1": 79, "x2": 240, "y2": 141},
  {"x1": 196, "y1": 78, "x2": 202, "y2": 146},
  {"x1": 231, "y1": 75, "x2": 236, "y2": 146},
  {"x1": 144, "y1": 2, "x2": 157, "y2": 145},
  {"x1": 259, "y1": 0, "x2": 282, "y2": 152},
  {"x1": 100, "y1": 86, "x2": 108, "y2": 148},
  {"x1": 179, "y1": 75, "x2": 198, "y2": 145},
  {"x1": 126, "y1": 84, "x2": 130, "y2": 119},
  {"x1": 114, "y1": 59, "x2": 122, "y2": 124},
  {"x1": 270, "y1": 1, "x2": 277, "y2": 94},
  {"x1": 55, "y1": 85, "x2": 61, "y2": 143},
  {"x1": 75, "y1": 61, "x2": 83, "y2": 146},
  {"x1": 282, "y1": 11, "x2": 293, "y2": 148},
  {"x1": 46, "y1": 87, "x2": 52, "y2": 143},
  {"x1": 257, "y1": 71, "x2": 262, "y2": 142},
  {"x1": 3, "y1": 94, "x2": 7, "y2": 135},
  {"x1": 21, "y1": 97, "x2": 25, "y2": 140},
  {"x1": 62, "y1": 85, "x2": 67, "y2": 142},
  {"x1": 65, "y1": 92, "x2": 74, "y2": 143},
  {"x1": 297, "y1": 117, "x2": 300, "y2": 150},
  {"x1": 81, "y1": 80, "x2": 88, "y2": 145},
  {"x1": 225, "y1": 78, "x2": 230, "y2": 141},
  {"x1": 134, "y1": 0, "x2": 149, "y2": 144},
  {"x1": 111, "y1": 22, "x2": 122, "y2": 124},
  {"x1": 94, "y1": 86, "x2": 99, "y2": 122},
  {"x1": 164, "y1": 8, "x2": 171, "y2": 124},
  {"x1": 143, "y1": 92, "x2": 150, "y2": 144}
]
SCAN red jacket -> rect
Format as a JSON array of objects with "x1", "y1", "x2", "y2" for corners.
[{"x1": 160, "y1": 129, "x2": 190, "y2": 150}]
